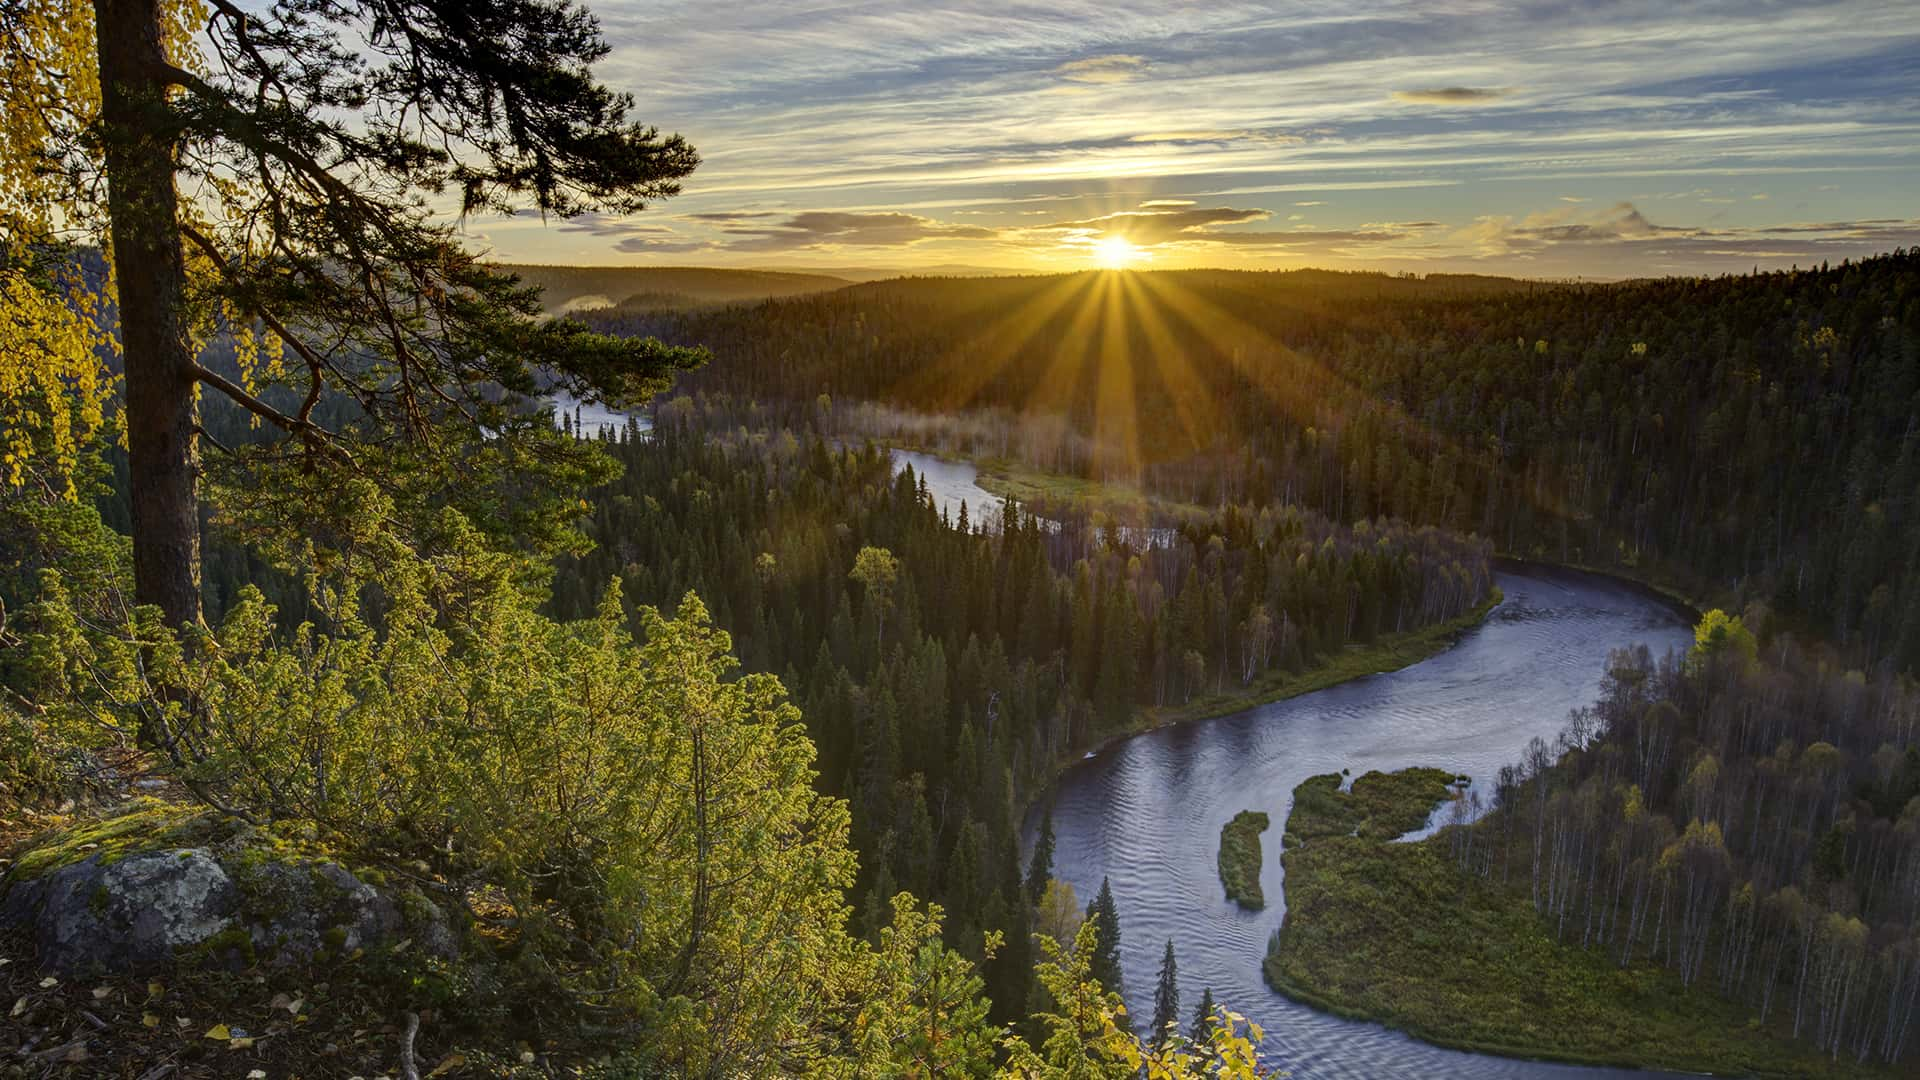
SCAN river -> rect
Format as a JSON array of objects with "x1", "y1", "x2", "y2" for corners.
[
  {"x1": 1037, "y1": 565, "x2": 1694, "y2": 1077},
  {"x1": 892, "y1": 450, "x2": 1700, "y2": 1078}
]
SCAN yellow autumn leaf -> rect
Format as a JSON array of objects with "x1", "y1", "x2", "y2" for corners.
[
  {"x1": 427, "y1": 1053, "x2": 466, "y2": 1077},
  {"x1": 142, "y1": 1013, "x2": 160, "y2": 1029},
  {"x1": 229, "y1": 1036, "x2": 256, "y2": 1049},
  {"x1": 204, "y1": 1023, "x2": 231, "y2": 1041}
]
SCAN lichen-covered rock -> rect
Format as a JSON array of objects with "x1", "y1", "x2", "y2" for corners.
[
  {"x1": 1, "y1": 844, "x2": 456, "y2": 976},
  {"x1": 232, "y1": 858, "x2": 453, "y2": 965},
  {"x1": 1, "y1": 849, "x2": 240, "y2": 974}
]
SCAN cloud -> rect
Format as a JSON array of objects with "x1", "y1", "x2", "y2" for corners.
[
  {"x1": 1138, "y1": 199, "x2": 1196, "y2": 208},
  {"x1": 556, "y1": 213, "x2": 674, "y2": 239},
  {"x1": 1128, "y1": 129, "x2": 1304, "y2": 146},
  {"x1": 1512, "y1": 202, "x2": 1687, "y2": 243},
  {"x1": 1391, "y1": 86, "x2": 1510, "y2": 105},
  {"x1": 1031, "y1": 205, "x2": 1404, "y2": 249},
  {"x1": 1052, "y1": 54, "x2": 1149, "y2": 84},
  {"x1": 685, "y1": 211, "x2": 782, "y2": 221},
  {"x1": 718, "y1": 211, "x2": 998, "y2": 251},
  {"x1": 554, "y1": 213, "x2": 710, "y2": 253},
  {"x1": 1443, "y1": 203, "x2": 1920, "y2": 270},
  {"x1": 1458, "y1": 201, "x2": 1701, "y2": 257}
]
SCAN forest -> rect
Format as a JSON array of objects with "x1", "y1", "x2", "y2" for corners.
[
  {"x1": 538, "y1": 398, "x2": 1491, "y2": 1019},
  {"x1": 581, "y1": 254, "x2": 1920, "y2": 672},
  {"x1": 1266, "y1": 618, "x2": 1920, "y2": 1071}
]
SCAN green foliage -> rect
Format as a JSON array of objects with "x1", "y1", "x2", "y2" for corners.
[
  {"x1": 1083, "y1": 878, "x2": 1124, "y2": 995},
  {"x1": 1026, "y1": 808, "x2": 1056, "y2": 906},
  {"x1": 1004, "y1": 920, "x2": 1277, "y2": 1079},
  {"x1": 1263, "y1": 768, "x2": 1895, "y2": 1077},
  {"x1": 1284, "y1": 768, "x2": 1453, "y2": 847},
  {"x1": 8, "y1": 511, "x2": 859, "y2": 1073},
  {"x1": 1690, "y1": 608, "x2": 1758, "y2": 670},
  {"x1": 824, "y1": 894, "x2": 1003, "y2": 1078},
  {"x1": 544, "y1": 411, "x2": 1492, "y2": 1007},
  {"x1": 1151, "y1": 939, "x2": 1180, "y2": 1050},
  {"x1": 1215, "y1": 811, "x2": 1269, "y2": 909}
]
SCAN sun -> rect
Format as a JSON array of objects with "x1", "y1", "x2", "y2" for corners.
[{"x1": 1092, "y1": 235, "x2": 1142, "y2": 269}]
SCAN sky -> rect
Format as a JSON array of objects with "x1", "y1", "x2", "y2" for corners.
[{"x1": 470, "y1": 0, "x2": 1920, "y2": 278}]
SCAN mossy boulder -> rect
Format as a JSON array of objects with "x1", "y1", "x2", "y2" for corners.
[{"x1": 1, "y1": 805, "x2": 457, "y2": 976}]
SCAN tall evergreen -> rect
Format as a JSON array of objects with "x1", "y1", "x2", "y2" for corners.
[
  {"x1": 1025, "y1": 807, "x2": 1055, "y2": 906},
  {"x1": 1085, "y1": 877, "x2": 1124, "y2": 994},
  {"x1": 1151, "y1": 939, "x2": 1180, "y2": 1048},
  {"x1": 1190, "y1": 987, "x2": 1218, "y2": 1044}
]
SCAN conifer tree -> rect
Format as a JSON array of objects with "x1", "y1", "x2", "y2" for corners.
[
  {"x1": 14, "y1": 0, "x2": 706, "y2": 628},
  {"x1": 1026, "y1": 806, "x2": 1056, "y2": 905},
  {"x1": 1191, "y1": 986, "x2": 1219, "y2": 1044},
  {"x1": 1152, "y1": 938, "x2": 1180, "y2": 1048},
  {"x1": 1085, "y1": 876, "x2": 1124, "y2": 994}
]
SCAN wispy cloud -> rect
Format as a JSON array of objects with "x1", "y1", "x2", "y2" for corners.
[
  {"x1": 1029, "y1": 202, "x2": 1408, "y2": 251},
  {"x1": 1053, "y1": 53, "x2": 1150, "y2": 84},
  {"x1": 1391, "y1": 86, "x2": 1511, "y2": 105},
  {"x1": 474, "y1": 1, "x2": 1920, "y2": 274},
  {"x1": 717, "y1": 211, "x2": 998, "y2": 251}
]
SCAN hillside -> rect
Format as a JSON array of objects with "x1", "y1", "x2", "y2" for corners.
[
  {"x1": 574, "y1": 253, "x2": 1920, "y2": 673},
  {"x1": 498, "y1": 263, "x2": 852, "y2": 314}
]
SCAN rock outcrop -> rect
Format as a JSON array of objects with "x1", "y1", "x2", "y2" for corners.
[{"x1": 1, "y1": 843, "x2": 456, "y2": 977}]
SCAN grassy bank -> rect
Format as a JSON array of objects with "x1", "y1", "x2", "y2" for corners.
[
  {"x1": 1283, "y1": 768, "x2": 1455, "y2": 847},
  {"x1": 1264, "y1": 768, "x2": 1894, "y2": 1078},
  {"x1": 1216, "y1": 810, "x2": 1270, "y2": 909},
  {"x1": 1143, "y1": 590, "x2": 1502, "y2": 732}
]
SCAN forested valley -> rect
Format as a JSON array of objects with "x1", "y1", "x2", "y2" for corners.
[
  {"x1": 541, "y1": 399, "x2": 1491, "y2": 1019},
  {"x1": 582, "y1": 253, "x2": 1920, "y2": 672}
]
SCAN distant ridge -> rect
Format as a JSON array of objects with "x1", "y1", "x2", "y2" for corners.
[{"x1": 497, "y1": 264, "x2": 853, "y2": 314}]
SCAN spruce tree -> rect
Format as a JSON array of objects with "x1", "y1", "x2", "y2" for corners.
[
  {"x1": 1151, "y1": 939, "x2": 1180, "y2": 1049},
  {"x1": 1190, "y1": 986, "x2": 1218, "y2": 1044},
  {"x1": 1085, "y1": 876, "x2": 1124, "y2": 994},
  {"x1": 1025, "y1": 807, "x2": 1055, "y2": 905}
]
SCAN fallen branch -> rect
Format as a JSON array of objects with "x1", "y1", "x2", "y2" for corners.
[{"x1": 399, "y1": 1009, "x2": 421, "y2": 1080}]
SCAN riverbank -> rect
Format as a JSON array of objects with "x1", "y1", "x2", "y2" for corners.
[
  {"x1": 1263, "y1": 768, "x2": 1894, "y2": 1079},
  {"x1": 1021, "y1": 589, "x2": 1502, "y2": 830},
  {"x1": 1141, "y1": 590, "x2": 1503, "y2": 732}
]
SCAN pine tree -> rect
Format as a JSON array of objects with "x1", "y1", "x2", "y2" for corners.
[
  {"x1": 1151, "y1": 939, "x2": 1180, "y2": 1048},
  {"x1": 1085, "y1": 876, "x2": 1124, "y2": 994},
  {"x1": 1190, "y1": 987, "x2": 1218, "y2": 1044},
  {"x1": 1025, "y1": 807, "x2": 1055, "y2": 906},
  {"x1": 43, "y1": 0, "x2": 704, "y2": 629}
]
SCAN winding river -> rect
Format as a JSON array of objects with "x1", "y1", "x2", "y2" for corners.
[
  {"x1": 895, "y1": 451, "x2": 1699, "y2": 1077},
  {"x1": 1037, "y1": 565, "x2": 1693, "y2": 1077}
]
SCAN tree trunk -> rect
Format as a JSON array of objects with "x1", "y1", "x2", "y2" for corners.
[{"x1": 95, "y1": 0, "x2": 201, "y2": 628}]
